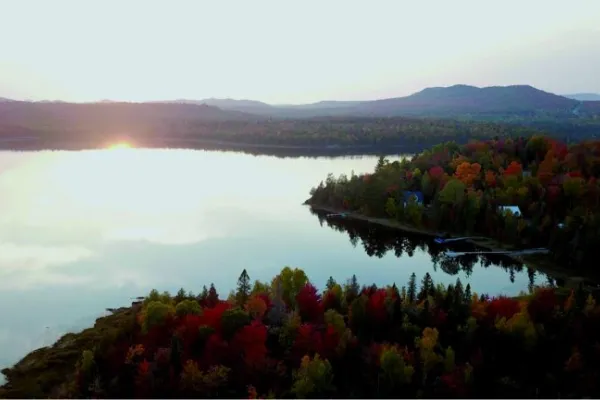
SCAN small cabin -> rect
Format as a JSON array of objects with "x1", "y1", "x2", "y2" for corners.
[
  {"x1": 522, "y1": 170, "x2": 532, "y2": 178},
  {"x1": 498, "y1": 205, "x2": 522, "y2": 217},
  {"x1": 403, "y1": 191, "x2": 424, "y2": 207}
]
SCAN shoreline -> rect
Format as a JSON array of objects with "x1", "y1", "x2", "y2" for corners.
[
  {"x1": 305, "y1": 203, "x2": 598, "y2": 287},
  {"x1": 0, "y1": 137, "x2": 427, "y2": 156}
]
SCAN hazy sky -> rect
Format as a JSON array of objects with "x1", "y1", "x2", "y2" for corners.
[{"x1": 1, "y1": 0, "x2": 599, "y2": 103}]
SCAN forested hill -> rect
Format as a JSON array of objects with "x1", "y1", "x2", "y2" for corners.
[
  {"x1": 189, "y1": 85, "x2": 597, "y2": 121},
  {"x1": 307, "y1": 135, "x2": 600, "y2": 269},
  {"x1": 1, "y1": 86, "x2": 599, "y2": 150},
  {"x1": 0, "y1": 107, "x2": 548, "y2": 152}
]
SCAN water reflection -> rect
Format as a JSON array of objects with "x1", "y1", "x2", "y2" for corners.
[
  {"x1": 309, "y1": 208, "x2": 556, "y2": 292},
  {"x1": 0, "y1": 149, "x2": 413, "y2": 377}
]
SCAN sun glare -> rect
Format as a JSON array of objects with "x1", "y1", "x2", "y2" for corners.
[{"x1": 108, "y1": 142, "x2": 132, "y2": 150}]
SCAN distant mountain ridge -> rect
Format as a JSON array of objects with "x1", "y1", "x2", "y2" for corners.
[
  {"x1": 179, "y1": 84, "x2": 585, "y2": 119},
  {"x1": 1, "y1": 84, "x2": 599, "y2": 121},
  {"x1": 564, "y1": 93, "x2": 600, "y2": 101}
]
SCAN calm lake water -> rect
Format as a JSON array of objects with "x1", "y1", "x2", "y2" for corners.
[{"x1": 0, "y1": 148, "x2": 550, "y2": 375}]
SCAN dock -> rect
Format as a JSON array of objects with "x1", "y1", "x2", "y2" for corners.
[
  {"x1": 434, "y1": 236, "x2": 488, "y2": 244},
  {"x1": 444, "y1": 248, "x2": 550, "y2": 257}
]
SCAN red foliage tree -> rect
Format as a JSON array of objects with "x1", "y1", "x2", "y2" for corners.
[
  {"x1": 486, "y1": 297, "x2": 521, "y2": 322},
  {"x1": 296, "y1": 283, "x2": 322, "y2": 323},
  {"x1": 202, "y1": 333, "x2": 228, "y2": 368},
  {"x1": 322, "y1": 290, "x2": 341, "y2": 312},
  {"x1": 232, "y1": 321, "x2": 268, "y2": 367},
  {"x1": 527, "y1": 288, "x2": 557, "y2": 323},
  {"x1": 484, "y1": 170, "x2": 497, "y2": 188},
  {"x1": 367, "y1": 289, "x2": 387, "y2": 323},
  {"x1": 504, "y1": 161, "x2": 523, "y2": 176},
  {"x1": 321, "y1": 325, "x2": 340, "y2": 359},
  {"x1": 178, "y1": 314, "x2": 204, "y2": 349},
  {"x1": 201, "y1": 302, "x2": 232, "y2": 333},
  {"x1": 429, "y1": 166, "x2": 444, "y2": 180},
  {"x1": 292, "y1": 324, "x2": 323, "y2": 360}
]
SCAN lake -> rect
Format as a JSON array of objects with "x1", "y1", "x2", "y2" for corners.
[{"x1": 0, "y1": 148, "x2": 550, "y2": 375}]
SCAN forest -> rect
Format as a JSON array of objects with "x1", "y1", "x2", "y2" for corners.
[
  {"x1": 2, "y1": 267, "x2": 599, "y2": 398},
  {"x1": 307, "y1": 135, "x2": 600, "y2": 270},
  {"x1": 1, "y1": 99, "x2": 599, "y2": 153},
  {"x1": 0, "y1": 267, "x2": 600, "y2": 398}
]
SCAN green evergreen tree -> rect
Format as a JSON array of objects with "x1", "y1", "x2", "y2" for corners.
[
  {"x1": 175, "y1": 287, "x2": 186, "y2": 303},
  {"x1": 326, "y1": 276, "x2": 337, "y2": 291},
  {"x1": 345, "y1": 274, "x2": 360, "y2": 306},
  {"x1": 444, "y1": 284, "x2": 455, "y2": 308},
  {"x1": 419, "y1": 272, "x2": 434, "y2": 300},
  {"x1": 199, "y1": 285, "x2": 209, "y2": 303},
  {"x1": 464, "y1": 283, "x2": 472, "y2": 303},
  {"x1": 207, "y1": 283, "x2": 219, "y2": 307},
  {"x1": 454, "y1": 278, "x2": 464, "y2": 303},
  {"x1": 375, "y1": 156, "x2": 388, "y2": 173},
  {"x1": 407, "y1": 273, "x2": 417, "y2": 303},
  {"x1": 236, "y1": 269, "x2": 251, "y2": 306}
]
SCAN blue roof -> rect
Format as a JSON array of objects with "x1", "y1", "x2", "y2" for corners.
[{"x1": 403, "y1": 191, "x2": 424, "y2": 204}]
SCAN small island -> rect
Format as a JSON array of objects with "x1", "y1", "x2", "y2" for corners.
[
  {"x1": 1, "y1": 267, "x2": 599, "y2": 398},
  {"x1": 306, "y1": 135, "x2": 600, "y2": 275}
]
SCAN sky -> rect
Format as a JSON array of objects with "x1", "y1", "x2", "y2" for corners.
[{"x1": 1, "y1": 0, "x2": 599, "y2": 104}]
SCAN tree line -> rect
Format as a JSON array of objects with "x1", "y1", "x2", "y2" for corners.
[
  {"x1": 3, "y1": 266, "x2": 600, "y2": 398},
  {"x1": 307, "y1": 135, "x2": 600, "y2": 270}
]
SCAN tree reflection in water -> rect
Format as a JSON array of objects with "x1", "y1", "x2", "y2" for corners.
[{"x1": 310, "y1": 208, "x2": 558, "y2": 291}]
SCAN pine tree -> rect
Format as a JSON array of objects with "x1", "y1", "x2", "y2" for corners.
[
  {"x1": 207, "y1": 283, "x2": 219, "y2": 307},
  {"x1": 236, "y1": 269, "x2": 251, "y2": 306},
  {"x1": 454, "y1": 278, "x2": 464, "y2": 303},
  {"x1": 326, "y1": 276, "x2": 337, "y2": 291},
  {"x1": 345, "y1": 274, "x2": 360, "y2": 306},
  {"x1": 175, "y1": 288, "x2": 186, "y2": 303},
  {"x1": 420, "y1": 273, "x2": 434, "y2": 300},
  {"x1": 444, "y1": 284, "x2": 455, "y2": 308},
  {"x1": 375, "y1": 156, "x2": 388, "y2": 173},
  {"x1": 464, "y1": 284, "x2": 472, "y2": 304},
  {"x1": 407, "y1": 273, "x2": 417, "y2": 303},
  {"x1": 199, "y1": 285, "x2": 209, "y2": 302}
]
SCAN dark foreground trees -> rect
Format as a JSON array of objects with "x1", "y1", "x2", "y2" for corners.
[{"x1": 2, "y1": 266, "x2": 600, "y2": 398}]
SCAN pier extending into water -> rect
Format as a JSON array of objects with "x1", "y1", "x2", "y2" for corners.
[{"x1": 444, "y1": 248, "x2": 550, "y2": 257}]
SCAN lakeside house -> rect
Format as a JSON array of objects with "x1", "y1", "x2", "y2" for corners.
[
  {"x1": 402, "y1": 191, "x2": 424, "y2": 207},
  {"x1": 498, "y1": 205, "x2": 522, "y2": 217}
]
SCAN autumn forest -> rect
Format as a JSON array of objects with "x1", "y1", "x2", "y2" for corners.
[
  {"x1": 2, "y1": 266, "x2": 600, "y2": 398},
  {"x1": 308, "y1": 135, "x2": 600, "y2": 269},
  {"x1": 2, "y1": 134, "x2": 600, "y2": 398}
]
